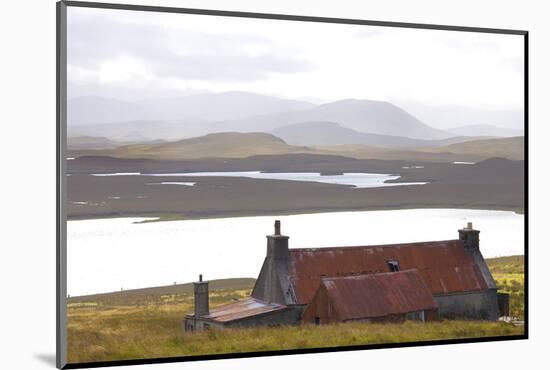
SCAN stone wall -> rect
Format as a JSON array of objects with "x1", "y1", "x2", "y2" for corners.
[{"x1": 435, "y1": 289, "x2": 499, "y2": 320}]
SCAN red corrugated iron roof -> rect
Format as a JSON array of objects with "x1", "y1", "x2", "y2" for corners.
[
  {"x1": 195, "y1": 297, "x2": 287, "y2": 323},
  {"x1": 320, "y1": 270, "x2": 438, "y2": 320},
  {"x1": 289, "y1": 240, "x2": 487, "y2": 304}
]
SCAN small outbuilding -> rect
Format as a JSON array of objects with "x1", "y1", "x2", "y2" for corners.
[
  {"x1": 302, "y1": 269, "x2": 439, "y2": 324},
  {"x1": 184, "y1": 296, "x2": 301, "y2": 331}
]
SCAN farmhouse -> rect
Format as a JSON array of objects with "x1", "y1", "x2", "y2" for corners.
[{"x1": 184, "y1": 220, "x2": 505, "y2": 331}]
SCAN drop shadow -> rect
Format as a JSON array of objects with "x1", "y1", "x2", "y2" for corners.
[{"x1": 34, "y1": 353, "x2": 57, "y2": 367}]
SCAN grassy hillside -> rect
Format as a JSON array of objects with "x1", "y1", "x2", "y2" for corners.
[
  {"x1": 68, "y1": 278, "x2": 256, "y2": 306},
  {"x1": 420, "y1": 136, "x2": 524, "y2": 160},
  {"x1": 68, "y1": 132, "x2": 523, "y2": 162},
  {"x1": 67, "y1": 136, "x2": 125, "y2": 150},
  {"x1": 314, "y1": 144, "x2": 471, "y2": 162},
  {"x1": 486, "y1": 255, "x2": 525, "y2": 319},
  {"x1": 316, "y1": 136, "x2": 524, "y2": 162},
  {"x1": 67, "y1": 256, "x2": 524, "y2": 364},
  {"x1": 99, "y1": 132, "x2": 315, "y2": 159},
  {"x1": 486, "y1": 255, "x2": 524, "y2": 274}
]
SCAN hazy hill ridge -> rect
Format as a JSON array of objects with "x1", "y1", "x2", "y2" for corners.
[
  {"x1": 421, "y1": 136, "x2": 524, "y2": 159},
  {"x1": 68, "y1": 96, "x2": 152, "y2": 126},
  {"x1": 303, "y1": 99, "x2": 452, "y2": 139},
  {"x1": 68, "y1": 91, "x2": 315, "y2": 126},
  {"x1": 213, "y1": 99, "x2": 453, "y2": 140},
  {"x1": 67, "y1": 136, "x2": 123, "y2": 150},
  {"x1": 271, "y1": 121, "x2": 487, "y2": 148},
  {"x1": 69, "y1": 132, "x2": 523, "y2": 162},
  {"x1": 448, "y1": 124, "x2": 524, "y2": 138},
  {"x1": 68, "y1": 92, "x2": 458, "y2": 141},
  {"x1": 68, "y1": 92, "x2": 521, "y2": 147}
]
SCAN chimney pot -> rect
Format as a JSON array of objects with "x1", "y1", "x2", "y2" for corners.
[
  {"x1": 199, "y1": 274, "x2": 203, "y2": 282},
  {"x1": 458, "y1": 222, "x2": 480, "y2": 252},
  {"x1": 266, "y1": 220, "x2": 289, "y2": 260},
  {"x1": 274, "y1": 220, "x2": 281, "y2": 235}
]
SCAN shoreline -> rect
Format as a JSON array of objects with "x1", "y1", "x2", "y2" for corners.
[{"x1": 67, "y1": 204, "x2": 525, "y2": 223}]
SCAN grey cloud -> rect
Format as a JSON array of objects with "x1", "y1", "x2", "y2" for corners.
[
  {"x1": 151, "y1": 53, "x2": 312, "y2": 82},
  {"x1": 67, "y1": 12, "x2": 312, "y2": 83}
]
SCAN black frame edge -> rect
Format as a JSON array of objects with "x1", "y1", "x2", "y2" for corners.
[
  {"x1": 57, "y1": 1, "x2": 68, "y2": 369},
  {"x1": 523, "y1": 32, "x2": 529, "y2": 339},
  {"x1": 62, "y1": 0, "x2": 528, "y2": 35}
]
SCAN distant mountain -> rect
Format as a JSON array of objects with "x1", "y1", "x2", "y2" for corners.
[
  {"x1": 214, "y1": 99, "x2": 452, "y2": 140},
  {"x1": 68, "y1": 96, "x2": 153, "y2": 126},
  {"x1": 390, "y1": 100, "x2": 524, "y2": 132},
  {"x1": 305, "y1": 100, "x2": 451, "y2": 139},
  {"x1": 67, "y1": 120, "x2": 206, "y2": 142},
  {"x1": 271, "y1": 121, "x2": 485, "y2": 148},
  {"x1": 68, "y1": 92, "x2": 315, "y2": 126},
  {"x1": 138, "y1": 91, "x2": 315, "y2": 122},
  {"x1": 447, "y1": 124, "x2": 523, "y2": 138},
  {"x1": 94, "y1": 132, "x2": 314, "y2": 160},
  {"x1": 68, "y1": 92, "x2": 453, "y2": 141}
]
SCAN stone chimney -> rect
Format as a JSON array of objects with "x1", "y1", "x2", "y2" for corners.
[
  {"x1": 267, "y1": 220, "x2": 289, "y2": 260},
  {"x1": 457, "y1": 221, "x2": 497, "y2": 295},
  {"x1": 458, "y1": 222, "x2": 480, "y2": 252},
  {"x1": 251, "y1": 220, "x2": 294, "y2": 305},
  {"x1": 193, "y1": 274, "x2": 209, "y2": 318}
]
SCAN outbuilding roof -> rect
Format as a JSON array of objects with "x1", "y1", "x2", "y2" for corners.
[
  {"x1": 317, "y1": 269, "x2": 438, "y2": 320},
  {"x1": 189, "y1": 297, "x2": 287, "y2": 323},
  {"x1": 289, "y1": 239, "x2": 488, "y2": 304}
]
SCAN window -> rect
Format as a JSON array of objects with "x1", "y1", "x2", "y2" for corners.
[
  {"x1": 387, "y1": 260, "x2": 400, "y2": 272},
  {"x1": 405, "y1": 311, "x2": 425, "y2": 321}
]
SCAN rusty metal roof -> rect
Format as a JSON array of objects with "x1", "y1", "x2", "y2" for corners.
[
  {"x1": 289, "y1": 240, "x2": 487, "y2": 304},
  {"x1": 319, "y1": 270, "x2": 438, "y2": 320},
  {"x1": 196, "y1": 297, "x2": 287, "y2": 323}
]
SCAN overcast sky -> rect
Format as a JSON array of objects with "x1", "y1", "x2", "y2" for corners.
[{"x1": 67, "y1": 6, "x2": 524, "y2": 113}]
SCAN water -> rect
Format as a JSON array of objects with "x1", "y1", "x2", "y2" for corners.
[
  {"x1": 146, "y1": 182, "x2": 196, "y2": 187},
  {"x1": 67, "y1": 209, "x2": 524, "y2": 296},
  {"x1": 91, "y1": 171, "x2": 427, "y2": 188},
  {"x1": 91, "y1": 172, "x2": 141, "y2": 176}
]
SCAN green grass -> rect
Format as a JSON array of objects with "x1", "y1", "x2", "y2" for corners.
[
  {"x1": 486, "y1": 255, "x2": 525, "y2": 319},
  {"x1": 67, "y1": 255, "x2": 525, "y2": 363},
  {"x1": 486, "y1": 255, "x2": 524, "y2": 274},
  {"x1": 68, "y1": 305, "x2": 522, "y2": 364}
]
